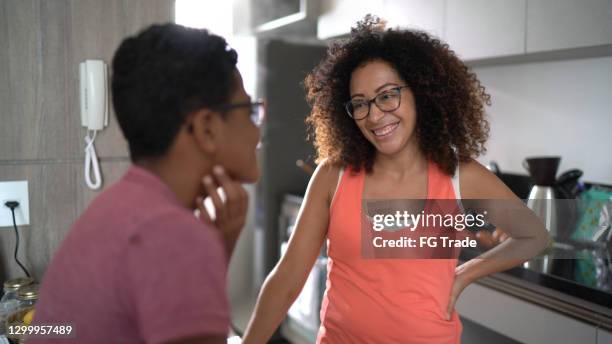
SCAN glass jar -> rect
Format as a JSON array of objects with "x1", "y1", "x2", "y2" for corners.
[
  {"x1": 3, "y1": 285, "x2": 38, "y2": 342},
  {"x1": 0, "y1": 278, "x2": 34, "y2": 336},
  {"x1": 0, "y1": 278, "x2": 34, "y2": 304},
  {"x1": 16, "y1": 285, "x2": 38, "y2": 310}
]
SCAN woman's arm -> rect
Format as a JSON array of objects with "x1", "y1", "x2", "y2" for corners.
[
  {"x1": 445, "y1": 159, "x2": 550, "y2": 319},
  {"x1": 457, "y1": 159, "x2": 550, "y2": 281},
  {"x1": 243, "y1": 160, "x2": 339, "y2": 343}
]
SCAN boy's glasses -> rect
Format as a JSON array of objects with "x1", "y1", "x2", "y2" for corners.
[
  {"x1": 215, "y1": 100, "x2": 266, "y2": 127},
  {"x1": 345, "y1": 86, "x2": 410, "y2": 120}
]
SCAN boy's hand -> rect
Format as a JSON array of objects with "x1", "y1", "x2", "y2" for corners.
[{"x1": 196, "y1": 166, "x2": 249, "y2": 242}]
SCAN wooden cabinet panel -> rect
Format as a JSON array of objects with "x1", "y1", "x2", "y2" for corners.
[
  {"x1": 0, "y1": 0, "x2": 174, "y2": 161},
  {"x1": 0, "y1": 160, "x2": 130, "y2": 280}
]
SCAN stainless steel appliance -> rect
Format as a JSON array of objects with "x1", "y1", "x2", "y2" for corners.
[
  {"x1": 524, "y1": 156, "x2": 561, "y2": 238},
  {"x1": 523, "y1": 156, "x2": 565, "y2": 273}
]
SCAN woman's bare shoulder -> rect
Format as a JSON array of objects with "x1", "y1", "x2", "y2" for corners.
[
  {"x1": 458, "y1": 159, "x2": 518, "y2": 199},
  {"x1": 311, "y1": 158, "x2": 343, "y2": 203}
]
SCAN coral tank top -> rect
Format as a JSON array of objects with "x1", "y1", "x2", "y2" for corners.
[{"x1": 317, "y1": 161, "x2": 463, "y2": 344}]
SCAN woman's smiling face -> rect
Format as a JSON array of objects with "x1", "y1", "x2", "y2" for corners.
[{"x1": 348, "y1": 59, "x2": 418, "y2": 157}]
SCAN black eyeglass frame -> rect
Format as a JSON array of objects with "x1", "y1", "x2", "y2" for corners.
[
  {"x1": 345, "y1": 85, "x2": 410, "y2": 120},
  {"x1": 213, "y1": 99, "x2": 266, "y2": 126}
]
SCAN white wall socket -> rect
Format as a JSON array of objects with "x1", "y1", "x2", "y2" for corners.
[{"x1": 0, "y1": 181, "x2": 30, "y2": 228}]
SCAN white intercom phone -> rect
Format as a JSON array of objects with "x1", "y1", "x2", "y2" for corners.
[
  {"x1": 79, "y1": 60, "x2": 109, "y2": 130},
  {"x1": 79, "y1": 60, "x2": 108, "y2": 190}
]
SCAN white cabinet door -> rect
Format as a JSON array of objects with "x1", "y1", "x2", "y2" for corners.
[
  {"x1": 526, "y1": 0, "x2": 612, "y2": 53},
  {"x1": 597, "y1": 328, "x2": 612, "y2": 344},
  {"x1": 445, "y1": 0, "x2": 526, "y2": 60},
  {"x1": 317, "y1": 0, "x2": 384, "y2": 39},
  {"x1": 456, "y1": 283, "x2": 598, "y2": 343},
  {"x1": 317, "y1": 0, "x2": 445, "y2": 40},
  {"x1": 382, "y1": 0, "x2": 446, "y2": 39}
]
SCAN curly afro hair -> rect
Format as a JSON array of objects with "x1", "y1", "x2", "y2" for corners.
[{"x1": 305, "y1": 15, "x2": 491, "y2": 175}]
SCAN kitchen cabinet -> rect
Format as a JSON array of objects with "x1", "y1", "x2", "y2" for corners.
[
  {"x1": 456, "y1": 282, "x2": 599, "y2": 343},
  {"x1": 317, "y1": 0, "x2": 444, "y2": 40},
  {"x1": 317, "y1": 0, "x2": 383, "y2": 39},
  {"x1": 598, "y1": 328, "x2": 612, "y2": 344},
  {"x1": 382, "y1": 0, "x2": 445, "y2": 39},
  {"x1": 316, "y1": 0, "x2": 611, "y2": 61},
  {"x1": 526, "y1": 0, "x2": 612, "y2": 53},
  {"x1": 444, "y1": 0, "x2": 526, "y2": 60}
]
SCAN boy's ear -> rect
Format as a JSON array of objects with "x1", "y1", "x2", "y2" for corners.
[{"x1": 189, "y1": 109, "x2": 221, "y2": 154}]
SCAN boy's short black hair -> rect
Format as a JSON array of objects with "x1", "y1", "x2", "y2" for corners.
[{"x1": 111, "y1": 23, "x2": 238, "y2": 161}]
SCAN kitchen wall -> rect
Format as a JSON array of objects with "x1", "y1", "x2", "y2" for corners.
[
  {"x1": 0, "y1": 0, "x2": 174, "y2": 281},
  {"x1": 474, "y1": 56, "x2": 612, "y2": 185}
]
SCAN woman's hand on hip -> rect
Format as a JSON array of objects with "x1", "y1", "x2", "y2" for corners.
[{"x1": 446, "y1": 268, "x2": 472, "y2": 321}]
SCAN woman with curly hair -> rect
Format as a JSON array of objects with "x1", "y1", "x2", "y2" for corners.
[{"x1": 244, "y1": 16, "x2": 549, "y2": 343}]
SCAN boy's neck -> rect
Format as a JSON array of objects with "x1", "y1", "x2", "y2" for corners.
[{"x1": 135, "y1": 156, "x2": 209, "y2": 210}]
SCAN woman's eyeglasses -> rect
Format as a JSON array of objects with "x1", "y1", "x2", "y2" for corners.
[{"x1": 345, "y1": 86, "x2": 410, "y2": 120}]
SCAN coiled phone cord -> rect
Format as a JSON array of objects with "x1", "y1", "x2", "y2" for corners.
[{"x1": 84, "y1": 130, "x2": 102, "y2": 190}]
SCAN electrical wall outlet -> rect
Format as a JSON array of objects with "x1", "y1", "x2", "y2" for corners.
[{"x1": 0, "y1": 180, "x2": 30, "y2": 228}]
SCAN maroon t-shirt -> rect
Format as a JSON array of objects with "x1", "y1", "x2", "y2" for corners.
[{"x1": 29, "y1": 166, "x2": 229, "y2": 343}]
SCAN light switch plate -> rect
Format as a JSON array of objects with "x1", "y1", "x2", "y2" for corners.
[{"x1": 0, "y1": 181, "x2": 30, "y2": 228}]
